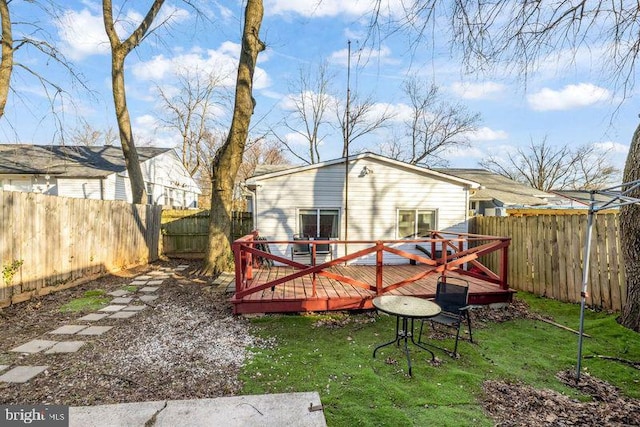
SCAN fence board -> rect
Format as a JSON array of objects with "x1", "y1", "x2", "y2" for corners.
[
  {"x1": 472, "y1": 212, "x2": 626, "y2": 311},
  {"x1": 0, "y1": 190, "x2": 161, "y2": 307}
]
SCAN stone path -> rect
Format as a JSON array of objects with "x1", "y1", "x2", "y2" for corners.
[{"x1": 0, "y1": 264, "x2": 200, "y2": 384}]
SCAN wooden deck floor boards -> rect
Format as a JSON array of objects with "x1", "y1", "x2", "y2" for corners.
[{"x1": 232, "y1": 264, "x2": 514, "y2": 314}]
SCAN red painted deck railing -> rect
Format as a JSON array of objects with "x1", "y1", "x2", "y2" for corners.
[{"x1": 232, "y1": 231, "x2": 511, "y2": 300}]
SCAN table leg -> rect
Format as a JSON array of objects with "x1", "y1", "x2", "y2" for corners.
[
  {"x1": 400, "y1": 316, "x2": 413, "y2": 376},
  {"x1": 373, "y1": 316, "x2": 401, "y2": 358},
  {"x1": 409, "y1": 318, "x2": 436, "y2": 361}
]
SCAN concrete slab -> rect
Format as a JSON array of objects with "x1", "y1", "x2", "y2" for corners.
[
  {"x1": 130, "y1": 281, "x2": 148, "y2": 286},
  {"x1": 69, "y1": 392, "x2": 326, "y2": 427},
  {"x1": 111, "y1": 297, "x2": 133, "y2": 304},
  {"x1": 77, "y1": 326, "x2": 113, "y2": 336},
  {"x1": 139, "y1": 286, "x2": 159, "y2": 293},
  {"x1": 136, "y1": 275, "x2": 152, "y2": 280},
  {"x1": 78, "y1": 313, "x2": 110, "y2": 321},
  {"x1": 177, "y1": 264, "x2": 190, "y2": 268},
  {"x1": 49, "y1": 325, "x2": 89, "y2": 335},
  {"x1": 45, "y1": 341, "x2": 86, "y2": 354},
  {"x1": 109, "y1": 311, "x2": 138, "y2": 319},
  {"x1": 108, "y1": 290, "x2": 129, "y2": 297},
  {"x1": 139, "y1": 295, "x2": 158, "y2": 303},
  {"x1": 147, "y1": 280, "x2": 164, "y2": 286},
  {"x1": 69, "y1": 401, "x2": 166, "y2": 427},
  {"x1": 98, "y1": 305, "x2": 126, "y2": 312},
  {"x1": 0, "y1": 365, "x2": 9, "y2": 372},
  {"x1": 122, "y1": 305, "x2": 147, "y2": 312},
  {"x1": 10, "y1": 339, "x2": 57, "y2": 353},
  {"x1": 0, "y1": 366, "x2": 48, "y2": 383}
]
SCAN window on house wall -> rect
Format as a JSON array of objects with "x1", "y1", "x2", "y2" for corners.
[
  {"x1": 298, "y1": 209, "x2": 339, "y2": 238},
  {"x1": 146, "y1": 183, "x2": 153, "y2": 205},
  {"x1": 397, "y1": 209, "x2": 437, "y2": 239}
]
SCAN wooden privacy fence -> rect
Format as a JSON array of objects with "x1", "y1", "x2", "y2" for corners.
[
  {"x1": 470, "y1": 213, "x2": 626, "y2": 311},
  {"x1": 161, "y1": 209, "x2": 252, "y2": 257},
  {"x1": 0, "y1": 190, "x2": 162, "y2": 307}
]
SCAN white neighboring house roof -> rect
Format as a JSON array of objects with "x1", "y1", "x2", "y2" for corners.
[{"x1": 246, "y1": 152, "x2": 481, "y2": 189}]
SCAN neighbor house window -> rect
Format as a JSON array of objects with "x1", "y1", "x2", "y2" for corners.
[
  {"x1": 397, "y1": 209, "x2": 437, "y2": 239},
  {"x1": 146, "y1": 183, "x2": 153, "y2": 205},
  {"x1": 298, "y1": 209, "x2": 339, "y2": 238}
]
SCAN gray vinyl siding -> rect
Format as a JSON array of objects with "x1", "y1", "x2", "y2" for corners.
[{"x1": 253, "y1": 157, "x2": 470, "y2": 265}]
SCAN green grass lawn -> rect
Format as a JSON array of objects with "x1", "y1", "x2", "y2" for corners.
[{"x1": 239, "y1": 293, "x2": 640, "y2": 426}]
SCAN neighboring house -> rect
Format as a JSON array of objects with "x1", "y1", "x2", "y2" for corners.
[
  {"x1": 436, "y1": 169, "x2": 556, "y2": 216},
  {"x1": 245, "y1": 152, "x2": 479, "y2": 264},
  {"x1": 0, "y1": 144, "x2": 201, "y2": 207}
]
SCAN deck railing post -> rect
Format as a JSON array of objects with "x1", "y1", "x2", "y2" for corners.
[
  {"x1": 311, "y1": 241, "x2": 317, "y2": 295},
  {"x1": 246, "y1": 236, "x2": 254, "y2": 281},
  {"x1": 376, "y1": 241, "x2": 383, "y2": 294},
  {"x1": 233, "y1": 241, "x2": 243, "y2": 292},
  {"x1": 500, "y1": 239, "x2": 509, "y2": 289}
]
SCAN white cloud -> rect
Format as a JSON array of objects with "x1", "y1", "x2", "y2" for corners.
[
  {"x1": 329, "y1": 45, "x2": 398, "y2": 68},
  {"x1": 131, "y1": 44, "x2": 271, "y2": 90},
  {"x1": 594, "y1": 140, "x2": 629, "y2": 154},
  {"x1": 527, "y1": 83, "x2": 611, "y2": 111},
  {"x1": 465, "y1": 127, "x2": 509, "y2": 142},
  {"x1": 450, "y1": 81, "x2": 506, "y2": 100},
  {"x1": 265, "y1": 0, "x2": 404, "y2": 18}
]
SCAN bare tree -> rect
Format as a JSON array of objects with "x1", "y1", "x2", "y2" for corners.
[
  {"x1": 156, "y1": 69, "x2": 228, "y2": 176},
  {"x1": 479, "y1": 138, "x2": 620, "y2": 191},
  {"x1": 203, "y1": 0, "x2": 265, "y2": 275},
  {"x1": 275, "y1": 61, "x2": 334, "y2": 164},
  {"x1": 0, "y1": 0, "x2": 12, "y2": 118},
  {"x1": 336, "y1": 93, "x2": 394, "y2": 157},
  {"x1": 69, "y1": 120, "x2": 118, "y2": 146},
  {"x1": 103, "y1": 0, "x2": 168, "y2": 204},
  {"x1": 238, "y1": 138, "x2": 288, "y2": 181},
  {"x1": 381, "y1": 77, "x2": 480, "y2": 166},
  {"x1": 375, "y1": 0, "x2": 640, "y2": 330}
]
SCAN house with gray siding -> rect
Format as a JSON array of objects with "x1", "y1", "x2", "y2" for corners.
[
  {"x1": 0, "y1": 144, "x2": 200, "y2": 207},
  {"x1": 245, "y1": 152, "x2": 479, "y2": 264}
]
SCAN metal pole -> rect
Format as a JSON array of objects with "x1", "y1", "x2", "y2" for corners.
[
  {"x1": 576, "y1": 193, "x2": 596, "y2": 381},
  {"x1": 343, "y1": 40, "x2": 351, "y2": 260}
]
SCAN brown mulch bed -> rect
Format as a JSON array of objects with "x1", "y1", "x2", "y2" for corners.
[{"x1": 0, "y1": 260, "x2": 269, "y2": 406}]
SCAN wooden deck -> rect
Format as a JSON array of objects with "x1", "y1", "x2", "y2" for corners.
[
  {"x1": 231, "y1": 264, "x2": 514, "y2": 314},
  {"x1": 231, "y1": 232, "x2": 514, "y2": 314}
]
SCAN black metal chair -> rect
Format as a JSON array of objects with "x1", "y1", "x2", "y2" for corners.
[
  {"x1": 290, "y1": 234, "x2": 310, "y2": 259},
  {"x1": 314, "y1": 236, "x2": 333, "y2": 260},
  {"x1": 418, "y1": 276, "x2": 473, "y2": 356}
]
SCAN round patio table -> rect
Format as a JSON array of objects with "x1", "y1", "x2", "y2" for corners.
[{"x1": 372, "y1": 295, "x2": 441, "y2": 376}]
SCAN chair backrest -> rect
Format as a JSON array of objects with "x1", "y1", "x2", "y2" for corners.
[
  {"x1": 315, "y1": 236, "x2": 330, "y2": 253},
  {"x1": 435, "y1": 277, "x2": 469, "y2": 313},
  {"x1": 292, "y1": 234, "x2": 310, "y2": 254}
]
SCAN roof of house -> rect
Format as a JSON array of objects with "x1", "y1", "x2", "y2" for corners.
[
  {"x1": 435, "y1": 168, "x2": 554, "y2": 206},
  {"x1": 0, "y1": 144, "x2": 172, "y2": 178},
  {"x1": 247, "y1": 152, "x2": 481, "y2": 188}
]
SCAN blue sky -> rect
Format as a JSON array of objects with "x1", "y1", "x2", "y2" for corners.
[{"x1": 1, "y1": 0, "x2": 635, "y2": 175}]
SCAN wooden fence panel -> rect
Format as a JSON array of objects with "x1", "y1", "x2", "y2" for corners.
[
  {"x1": 471, "y1": 212, "x2": 626, "y2": 311},
  {"x1": 161, "y1": 210, "x2": 253, "y2": 257},
  {"x1": 0, "y1": 190, "x2": 161, "y2": 307}
]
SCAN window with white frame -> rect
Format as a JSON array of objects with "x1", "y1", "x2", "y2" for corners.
[
  {"x1": 298, "y1": 208, "x2": 339, "y2": 238},
  {"x1": 397, "y1": 209, "x2": 437, "y2": 239}
]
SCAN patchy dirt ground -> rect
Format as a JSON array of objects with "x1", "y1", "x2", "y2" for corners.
[
  {"x1": 1, "y1": 264, "x2": 639, "y2": 426},
  {"x1": 0, "y1": 260, "x2": 271, "y2": 405}
]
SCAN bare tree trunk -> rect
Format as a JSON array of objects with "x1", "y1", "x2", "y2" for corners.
[
  {"x1": 619, "y1": 122, "x2": 640, "y2": 331},
  {"x1": 103, "y1": 0, "x2": 165, "y2": 205},
  {"x1": 0, "y1": 0, "x2": 13, "y2": 118},
  {"x1": 203, "y1": 0, "x2": 265, "y2": 275},
  {"x1": 111, "y1": 52, "x2": 146, "y2": 204}
]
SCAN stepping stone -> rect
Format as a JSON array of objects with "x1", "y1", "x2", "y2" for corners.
[
  {"x1": 98, "y1": 305, "x2": 126, "y2": 312},
  {"x1": 109, "y1": 311, "x2": 138, "y2": 319},
  {"x1": 136, "y1": 275, "x2": 152, "y2": 280},
  {"x1": 77, "y1": 326, "x2": 113, "y2": 336},
  {"x1": 0, "y1": 365, "x2": 8, "y2": 372},
  {"x1": 45, "y1": 341, "x2": 85, "y2": 354},
  {"x1": 10, "y1": 340, "x2": 57, "y2": 354},
  {"x1": 139, "y1": 286, "x2": 159, "y2": 293},
  {"x1": 130, "y1": 280, "x2": 148, "y2": 286},
  {"x1": 111, "y1": 297, "x2": 133, "y2": 304},
  {"x1": 108, "y1": 289, "x2": 129, "y2": 297},
  {"x1": 147, "y1": 280, "x2": 164, "y2": 285},
  {"x1": 139, "y1": 295, "x2": 158, "y2": 303},
  {"x1": 49, "y1": 325, "x2": 88, "y2": 335},
  {"x1": 0, "y1": 366, "x2": 48, "y2": 383},
  {"x1": 174, "y1": 267, "x2": 187, "y2": 271},
  {"x1": 177, "y1": 264, "x2": 190, "y2": 268},
  {"x1": 122, "y1": 305, "x2": 147, "y2": 311},
  {"x1": 78, "y1": 313, "x2": 110, "y2": 321}
]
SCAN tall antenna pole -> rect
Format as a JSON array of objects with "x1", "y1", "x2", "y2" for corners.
[{"x1": 344, "y1": 40, "x2": 351, "y2": 258}]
